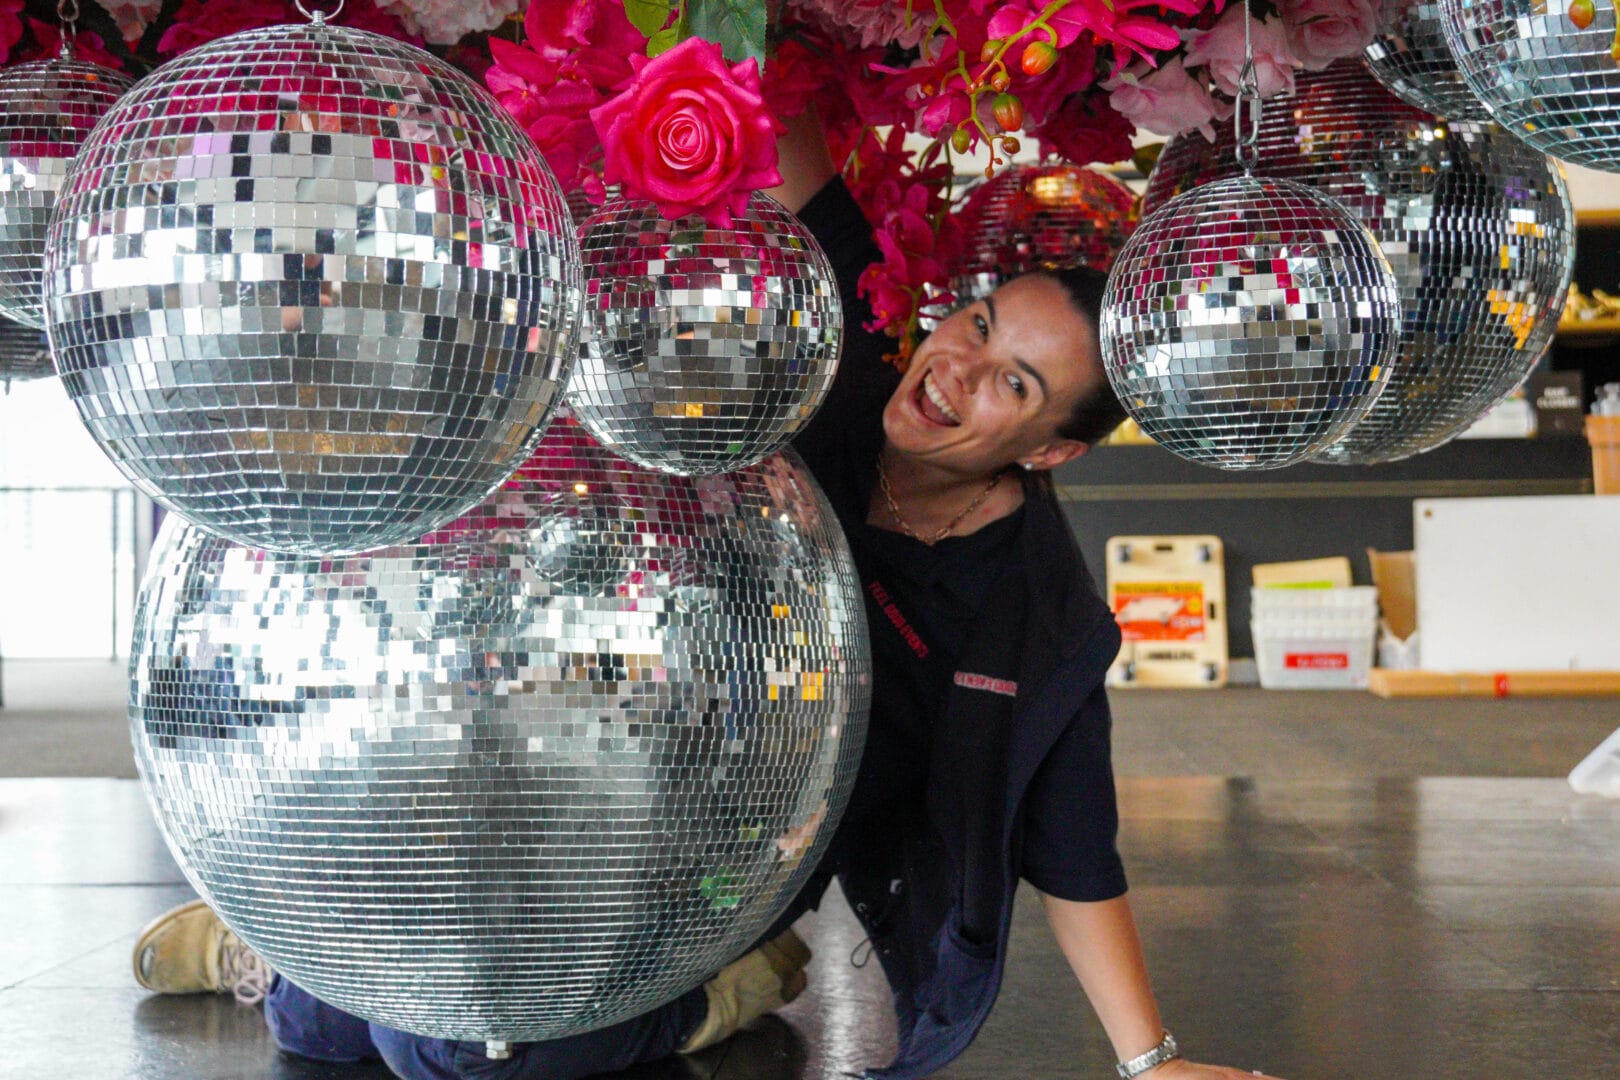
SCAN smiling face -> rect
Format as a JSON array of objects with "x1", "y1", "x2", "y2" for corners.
[{"x1": 882, "y1": 274, "x2": 1102, "y2": 478}]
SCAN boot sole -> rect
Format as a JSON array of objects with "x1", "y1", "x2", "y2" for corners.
[{"x1": 131, "y1": 897, "x2": 212, "y2": 991}]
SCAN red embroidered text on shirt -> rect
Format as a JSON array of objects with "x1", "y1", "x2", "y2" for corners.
[
  {"x1": 954, "y1": 671, "x2": 1019, "y2": 697},
  {"x1": 867, "y1": 579, "x2": 928, "y2": 659}
]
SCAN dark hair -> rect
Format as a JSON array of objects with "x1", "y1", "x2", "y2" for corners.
[{"x1": 1027, "y1": 266, "x2": 1129, "y2": 447}]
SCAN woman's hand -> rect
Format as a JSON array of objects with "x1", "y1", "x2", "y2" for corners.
[{"x1": 1147, "y1": 1060, "x2": 1287, "y2": 1080}]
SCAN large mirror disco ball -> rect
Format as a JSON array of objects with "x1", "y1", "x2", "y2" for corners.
[
  {"x1": 130, "y1": 416, "x2": 870, "y2": 1042},
  {"x1": 44, "y1": 23, "x2": 581, "y2": 556},
  {"x1": 946, "y1": 162, "x2": 1139, "y2": 313},
  {"x1": 1102, "y1": 175, "x2": 1400, "y2": 470},
  {"x1": 0, "y1": 57, "x2": 132, "y2": 329},
  {"x1": 0, "y1": 315, "x2": 51, "y2": 388},
  {"x1": 569, "y1": 194, "x2": 842, "y2": 476},
  {"x1": 1144, "y1": 62, "x2": 1574, "y2": 465},
  {"x1": 1440, "y1": 0, "x2": 1620, "y2": 171},
  {"x1": 1364, "y1": 0, "x2": 1492, "y2": 122}
]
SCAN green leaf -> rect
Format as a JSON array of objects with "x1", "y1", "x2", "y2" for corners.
[
  {"x1": 646, "y1": 25, "x2": 681, "y2": 57},
  {"x1": 623, "y1": 0, "x2": 673, "y2": 38},
  {"x1": 684, "y1": 0, "x2": 768, "y2": 67}
]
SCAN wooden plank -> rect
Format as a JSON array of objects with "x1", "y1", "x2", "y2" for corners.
[{"x1": 1368, "y1": 669, "x2": 1620, "y2": 699}]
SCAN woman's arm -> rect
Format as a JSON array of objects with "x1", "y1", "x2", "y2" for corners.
[
  {"x1": 1041, "y1": 892, "x2": 1284, "y2": 1079},
  {"x1": 765, "y1": 104, "x2": 839, "y2": 215}
]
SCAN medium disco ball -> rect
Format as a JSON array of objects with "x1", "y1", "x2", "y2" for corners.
[
  {"x1": 45, "y1": 21, "x2": 580, "y2": 556},
  {"x1": 0, "y1": 56, "x2": 132, "y2": 329},
  {"x1": 1102, "y1": 175, "x2": 1400, "y2": 470},
  {"x1": 1144, "y1": 62, "x2": 1573, "y2": 464},
  {"x1": 948, "y1": 163, "x2": 1139, "y2": 310},
  {"x1": 569, "y1": 194, "x2": 842, "y2": 476},
  {"x1": 1364, "y1": 0, "x2": 1491, "y2": 122},
  {"x1": 0, "y1": 315, "x2": 51, "y2": 388},
  {"x1": 1440, "y1": 0, "x2": 1620, "y2": 171},
  {"x1": 130, "y1": 416, "x2": 869, "y2": 1042}
]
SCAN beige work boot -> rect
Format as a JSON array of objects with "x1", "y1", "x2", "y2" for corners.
[
  {"x1": 132, "y1": 898, "x2": 273, "y2": 1005},
  {"x1": 679, "y1": 928, "x2": 812, "y2": 1054}
]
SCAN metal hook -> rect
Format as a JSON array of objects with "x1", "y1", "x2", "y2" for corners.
[
  {"x1": 55, "y1": 0, "x2": 80, "y2": 59},
  {"x1": 293, "y1": 0, "x2": 347, "y2": 25},
  {"x1": 1232, "y1": 1, "x2": 1263, "y2": 176}
]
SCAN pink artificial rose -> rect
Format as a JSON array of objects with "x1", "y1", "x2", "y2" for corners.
[
  {"x1": 1281, "y1": 0, "x2": 1378, "y2": 71},
  {"x1": 0, "y1": 0, "x2": 23, "y2": 66},
  {"x1": 1104, "y1": 58, "x2": 1233, "y2": 142},
  {"x1": 590, "y1": 37, "x2": 785, "y2": 228},
  {"x1": 1185, "y1": 7, "x2": 1297, "y2": 98}
]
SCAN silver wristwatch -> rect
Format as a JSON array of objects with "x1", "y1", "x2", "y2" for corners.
[{"x1": 1117, "y1": 1031, "x2": 1180, "y2": 1079}]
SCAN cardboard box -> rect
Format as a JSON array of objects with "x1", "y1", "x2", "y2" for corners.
[{"x1": 1251, "y1": 557, "x2": 1352, "y2": 590}]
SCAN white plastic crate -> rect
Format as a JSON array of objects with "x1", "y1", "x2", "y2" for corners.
[{"x1": 1252, "y1": 586, "x2": 1378, "y2": 690}]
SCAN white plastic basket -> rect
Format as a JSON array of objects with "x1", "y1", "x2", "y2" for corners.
[{"x1": 1252, "y1": 587, "x2": 1378, "y2": 690}]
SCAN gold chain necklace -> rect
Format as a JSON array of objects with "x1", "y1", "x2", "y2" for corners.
[{"x1": 876, "y1": 457, "x2": 1003, "y2": 546}]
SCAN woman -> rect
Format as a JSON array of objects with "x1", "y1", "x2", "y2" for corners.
[{"x1": 134, "y1": 111, "x2": 1282, "y2": 1080}]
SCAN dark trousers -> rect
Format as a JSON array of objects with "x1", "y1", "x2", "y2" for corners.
[{"x1": 265, "y1": 976, "x2": 709, "y2": 1080}]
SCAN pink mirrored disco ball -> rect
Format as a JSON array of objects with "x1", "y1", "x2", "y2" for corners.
[
  {"x1": 570, "y1": 194, "x2": 842, "y2": 476},
  {"x1": 1441, "y1": 0, "x2": 1620, "y2": 172},
  {"x1": 948, "y1": 162, "x2": 1140, "y2": 310},
  {"x1": 44, "y1": 22, "x2": 580, "y2": 555},
  {"x1": 1103, "y1": 174, "x2": 1401, "y2": 470},
  {"x1": 131, "y1": 415, "x2": 870, "y2": 1043},
  {"x1": 1364, "y1": 0, "x2": 1492, "y2": 122},
  {"x1": 1144, "y1": 62, "x2": 1574, "y2": 464},
  {"x1": 0, "y1": 56, "x2": 132, "y2": 329}
]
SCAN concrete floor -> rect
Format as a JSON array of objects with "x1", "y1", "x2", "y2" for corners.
[{"x1": 3, "y1": 660, "x2": 1620, "y2": 1078}]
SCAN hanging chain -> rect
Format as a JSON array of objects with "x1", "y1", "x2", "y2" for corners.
[
  {"x1": 56, "y1": 0, "x2": 80, "y2": 59},
  {"x1": 293, "y1": 0, "x2": 348, "y2": 25},
  {"x1": 1232, "y1": 0, "x2": 1262, "y2": 176}
]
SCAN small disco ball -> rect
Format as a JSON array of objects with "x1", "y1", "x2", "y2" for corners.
[
  {"x1": 44, "y1": 21, "x2": 580, "y2": 556},
  {"x1": 0, "y1": 315, "x2": 52, "y2": 388},
  {"x1": 1364, "y1": 0, "x2": 1492, "y2": 122},
  {"x1": 569, "y1": 194, "x2": 842, "y2": 476},
  {"x1": 948, "y1": 162, "x2": 1139, "y2": 310},
  {"x1": 1102, "y1": 175, "x2": 1400, "y2": 470},
  {"x1": 1440, "y1": 0, "x2": 1620, "y2": 171},
  {"x1": 130, "y1": 415, "x2": 869, "y2": 1042},
  {"x1": 1144, "y1": 62, "x2": 1574, "y2": 464},
  {"x1": 0, "y1": 56, "x2": 132, "y2": 329}
]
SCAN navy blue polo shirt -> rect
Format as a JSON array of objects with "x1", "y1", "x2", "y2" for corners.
[{"x1": 792, "y1": 180, "x2": 1124, "y2": 906}]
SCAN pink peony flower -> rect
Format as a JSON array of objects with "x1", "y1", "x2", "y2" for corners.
[
  {"x1": 1034, "y1": 90, "x2": 1137, "y2": 168},
  {"x1": 1185, "y1": 7, "x2": 1298, "y2": 98},
  {"x1": 157, "y1": 0, "x2": 416, "y2": 57},
  {"x1": 1104, "y1": 57, "x2": 1233, "y2": 141},
  {"x1": 787, "y1": 0, "x2": 930, "y2": 49},
  {"x1": 100, "y1": 0, "x2": 162, "y2": 45},
  {"x1": 0, "y1": 0, "x2": 28, "y2": 64},
  {"x1": 1280, "y1": 0, "x2": 1378, "y2": 71},
  {"x1": 485, "y1": 4, "x2": 639, "y2": 198},
  {"x1": 590, "y1": 37, "x2": 785, "y2": 228},
  {"x1": 157, "y1": 0, "x2": 305, "y2": 55},
  {"x1": 375, "y1": 0, "x2": 521, "y2": 45},
  {"x1": 20, "y1": 18, "x2": 125, "y2": 68}
]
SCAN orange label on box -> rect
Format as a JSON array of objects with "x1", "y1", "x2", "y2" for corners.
[
  {"x1": 1113, "y1": 582, "x2": 1206, "y2": 642},
  {"x1": 1285, "y1": 653, "x2": 1349, "y2": 670}
]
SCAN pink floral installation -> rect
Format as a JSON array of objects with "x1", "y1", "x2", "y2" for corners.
[{"x1": 0, "y1": 0, "x2": 1381, "y2": 362}]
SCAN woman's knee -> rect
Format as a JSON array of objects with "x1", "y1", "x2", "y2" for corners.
[{"x1": 262, "y1": 976, "x2": 378, "y2": 1063}]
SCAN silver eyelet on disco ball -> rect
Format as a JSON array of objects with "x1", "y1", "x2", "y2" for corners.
[
  {"x1": 0, "y1": 57, "x2": 132, "y2": 329},
  {"x1": 1440, "y1": 0, "x2": 1620, "y2": 172},
  {"x1": 1364, "y1": 0, "x2": 1493, "y2": 122},
  {"x1": 1144, "y1": 61, "x2": 1574, "y2": 465},
  {"x1": 946, "y1": 162, "x2": 1139, "y2": 313},
  {"x1": 1102, "y1": 174, "x2": 1401, "y2": 471},
  {"x1": 569, "y1": 193, "x2": 842, "y2": 477},
  {"x1": 44, "y1": 22, "x2": 581, "y2": 556},
  {"x1": 0, "y1": 315, "x2": 52, "y2": 389},
  {"x1": 130, "y1": 414, "x2": 870, "y2": 1043}
]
